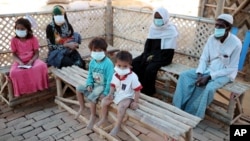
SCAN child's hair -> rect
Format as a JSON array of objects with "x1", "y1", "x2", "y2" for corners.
[
  {"x1": 115, "y1": 50, "x2": 133, "y2": 65},
  {"x1": 14, "y1": 18, "x2": 33, "y2": 39},
  {"x1": 88, "y1": 37, "x2": 108, "y2": 51}
]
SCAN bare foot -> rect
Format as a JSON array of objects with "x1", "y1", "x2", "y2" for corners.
[
  {"x1": 109, "y1": 126, "x2": 120, "y2": 136},
  {"x1": 96, "y1": 118, "x2": 107, "y2": 128},
  {"x1": 87, "y1": 115, "x2": 96, "y2": 130},
  {"x1": 75, "y1": 108, "x2": 87, "y2": 119},
  {"x1": 75, "y1": 108, "x2": 83, "y2": 119}
]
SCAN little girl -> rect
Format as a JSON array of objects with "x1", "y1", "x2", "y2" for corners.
[{"x1": 10, "y1": 18, "x2": 49, "y2": 97}]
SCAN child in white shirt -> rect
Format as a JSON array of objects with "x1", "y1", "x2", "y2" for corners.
[{"x1": 96, "y1": 50, "x2": 142, "y2": 136}]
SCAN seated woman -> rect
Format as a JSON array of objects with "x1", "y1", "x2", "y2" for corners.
[
  {"x1": 10, "y1": 18, "x2": 49, "y2": 97},
  {"x1": 132, "y1": 7, "x2": 178, "y2": 96},
  {"x1": 46, "y1": 5, "x2": 85, "y2": 69}
]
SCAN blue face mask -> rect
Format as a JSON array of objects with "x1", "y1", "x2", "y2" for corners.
[
  {"x1": 91, "y1": 51, "x2": 105, "y2": 61},
  {"x1": 154, "y1": 19, "x2": 164, "y2": 27},
  {"x1": 214, "y1": 28, "x2": 226, "y2": 38}
]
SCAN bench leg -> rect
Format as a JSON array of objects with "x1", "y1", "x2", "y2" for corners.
[
  {"x1": 228, "y1": 92, "x2": 244, "y2": 124},
  {"x1": 186, "y1": 129, "x2": 193, "y2": 141},
  {"x1": 55, "y1": 76, "x2": 63, "y2": 109},
  {"x1": 7, "y1": 77, "x2": 14, "y2": 102}
]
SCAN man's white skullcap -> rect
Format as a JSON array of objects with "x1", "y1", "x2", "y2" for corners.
[{"x1": 217, "y1": 14, "x2": 233, "y2": 24}]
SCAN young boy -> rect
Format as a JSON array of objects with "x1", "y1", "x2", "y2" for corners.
[
  {"x1": 96, "y1": 50, "x2": 142, "y2": 136},
  {"x1": 75, "y1": 37, "x2": 114, "y2": 129}
]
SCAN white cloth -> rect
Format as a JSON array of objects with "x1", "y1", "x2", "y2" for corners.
[
  {"x1": 148, "y1": 7, "x2": 178, "y2": 49},
  {"x1": 196, "y1": 33, "x2": 242, "y2": 81},
  {"x1": 111, "y1": 72, "x2": 142, "y2": 104}
]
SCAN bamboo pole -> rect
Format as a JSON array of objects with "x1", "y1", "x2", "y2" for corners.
[
  {"x1": 105, "y1": 0, "x2": 113, "y2": 45},
  {"x1": 139, "y1": 94, "x2": 201, "y2": 123},
  {"x1": 138, "y1": 104, "x2": 190, "y2": 132},
  {"x1": 55, "y1": 96, "x2": 79, "y2": 105},
  {"x1": 215, "y1": 0, "x2": 225, "y2": 18},
  {"x1": 198, "y1": 0, "x2": 206, "y2": 17},
  {"x1": 232, "y1": 0, "x2": 249, "y2": 16},
  {"x1": 136, "y1": 109, "x2": 182, "y2": 136},
  {"x1": 109, "y1": 112, "x2": 141, "y2": 141},
  {"x1": 54, "y1": 99, "x2": 119, "y2": 141}
]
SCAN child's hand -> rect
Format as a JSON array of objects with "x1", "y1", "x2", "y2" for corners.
[
  {"x1": 87, "y1": 86, "x2": 92, "y2": 92},
  {"x1": 99, "y1": 94, "x2": 105, "y2": 100},
  {"x1": 130, "y1": 101, "x2": 139, "y2": 110},
  {"x1": 107, "y1": 94, "x2": 114, "y2": 100}
]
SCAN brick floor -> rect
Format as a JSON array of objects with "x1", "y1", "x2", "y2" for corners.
[{"x1": 0, "y1": 96, "x2": 249, "y2": 141}]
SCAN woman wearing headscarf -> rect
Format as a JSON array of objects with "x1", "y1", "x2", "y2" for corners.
[
  {"x1": 132, "y1": 7, "x2": 178, "y2": 96},
  {"x1": 46, "y1": 5, "x2": 85, "y2": 69}
]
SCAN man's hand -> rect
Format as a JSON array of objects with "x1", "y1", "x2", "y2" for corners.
[
  {"x1": 130, "y1": 101, "x2": 139, "y2": 110},
  {"x1": 196, "y1": 75, "x2": 211, "y2": 87},
  {"x1": 195, "y1": 73, "x2": 203, "y2": 86}
]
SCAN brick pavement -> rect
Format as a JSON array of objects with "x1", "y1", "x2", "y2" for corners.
[{"x1": 0, "y1": 96, "x2": 249, "y2": 141}]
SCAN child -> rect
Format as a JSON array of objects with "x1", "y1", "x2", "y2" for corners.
[
  {"x1": 9, "y1": 18, "x2": 49, "y2": 97},
  {"x1": 75, "y1": 37, "x2": 114, "y2": 129},
  {"x1": 96, "y1": 50, "x2": 142, "y2": 136}
]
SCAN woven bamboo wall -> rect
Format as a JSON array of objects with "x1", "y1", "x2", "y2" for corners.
[
  {"x1": 112, "y1": 7, "x2": 215, "y2": 68},
  {"x1": 200, "y1": 0, "x2": 250, "y2": 39},
  {"x1": 0, "y1": 7, "x2": 106, "y2": 67}
]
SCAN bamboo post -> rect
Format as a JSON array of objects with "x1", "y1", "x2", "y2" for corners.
[
  {"x1": 105, "y1": 0, "x2": 113, "y2": 46},
  {"x1": 54, "y1": 99, "x2": 119, "y2": 141},
  {"x1": 232, "y1": 0, "x2": 248, "y2": 16},
  {"x1": 215, "y1": 0, "x2": 225, "y2": 18},
  {"x1": 198, "y1": 0, "x2": 206, "y2": 17}
]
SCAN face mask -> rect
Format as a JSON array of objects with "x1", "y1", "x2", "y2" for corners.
[
  {"x1": 114, "y1": 66, "x2": 130, "y2": 76},
  {"x1": 214, "y1": 28, "x2": 226, "y2": 38},
  {"x1": 54, "y1": 15, "x2": 65, "y2": 25},
  {"x1": 154, "y1": 19, "x2": 164, "y2": 27},
  {"x1": 91, "y1": 51, "x2": 105, "y2": 61},
  {"x1": 15, "y1": 30, "x2": 27, "y2": 38}
]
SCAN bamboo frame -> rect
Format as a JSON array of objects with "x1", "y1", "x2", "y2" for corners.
[{"x1": 51, "y1": 66, "x2": 200, "y2": 141}]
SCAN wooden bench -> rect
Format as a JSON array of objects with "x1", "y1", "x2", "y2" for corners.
[
  {"x1": 0, "y1": 65, "x2": 56, "y2": 107},
  {"x1": 156, "y1": 30, "x2": 250, "y2": 125},
  {"x1": 51, "y1": 65, "x2": 201, "y2": 141}
]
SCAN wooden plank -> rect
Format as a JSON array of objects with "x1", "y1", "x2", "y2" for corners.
[
  {"x1": 140, "y1": 94, "x2": 201, "y2": 123},
  {"x1": 138, "y1": 98, "x2": 199, "y2": 127},
  {"x1": 138, "y1": 104, "x2": 191, "y2": 132}
]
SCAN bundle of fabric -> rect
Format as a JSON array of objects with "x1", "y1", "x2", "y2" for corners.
[{"x1": 46, "y1": 0, "x2": 70, "y2": 5}]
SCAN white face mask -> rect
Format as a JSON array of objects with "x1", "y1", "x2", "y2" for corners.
[
  {"x1": 15, "y1": 30, "x2": 27, "y2": 38},
  {"x1": 114, "y1": 66, "x2": 130, "y2": 76},
  {"x1": 214, "y1": 28, "x2": 226, "y2": 38},
  {"x1": 54, "y1": 15, "x2": 65, "y2": 25},
  {"x1": 91, "y1": 51, "x2": 105, "y2": 61},
  {"x1": 154, "y1": 19, "x2": 164, "y2": 27}
]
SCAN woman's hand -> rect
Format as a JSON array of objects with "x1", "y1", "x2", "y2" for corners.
[{"x1": 64, "y1": 42, "x2": 79, "y2": 50}]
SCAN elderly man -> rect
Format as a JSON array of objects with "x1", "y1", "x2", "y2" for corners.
[{"x1": 173, "y1": 14, "x2": 242, "y2": 118}]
